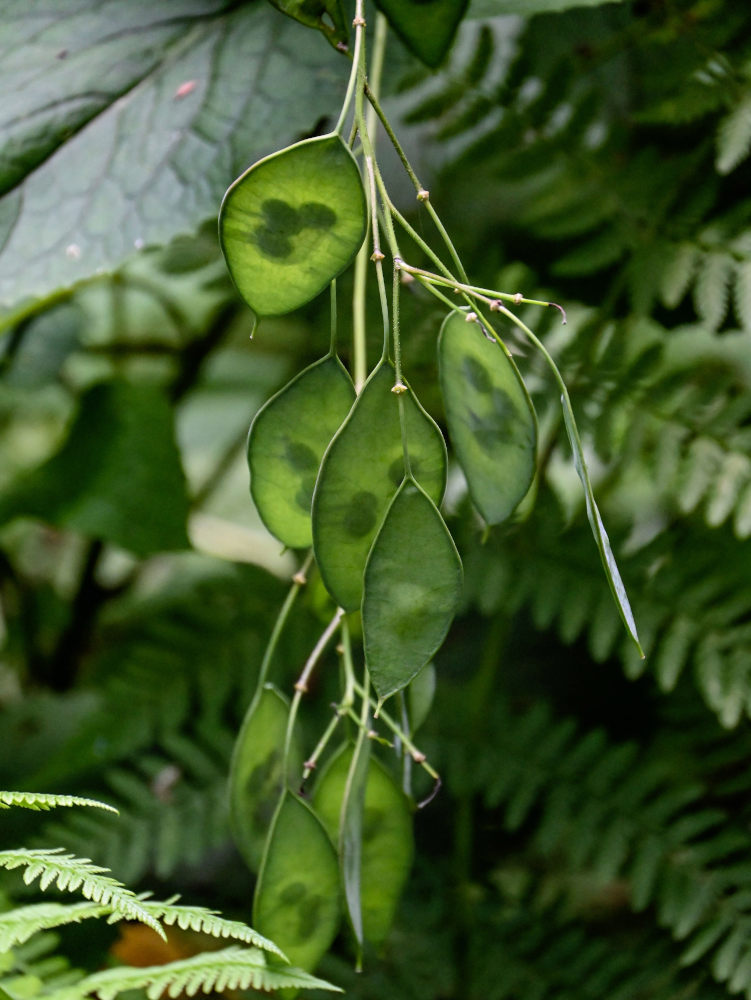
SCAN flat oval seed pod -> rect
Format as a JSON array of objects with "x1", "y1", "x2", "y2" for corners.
[
  {"x1": 438, "y1": 310, "x2": 538, "y2": 525},
  {"x1": 312, "y1": 362, "x2": 447, "y2": 611},
  {"x1": 313, "y1": 746, "x2": 414, "y2": 947},
  {"x1": 219, "y1": 134, "x2": 366, "y2": 316},
  {"x1": 253, "y1": 790, "x2": 340, "y2": 972},
  {"x1": 375, "y1": 0, "x2": 468, "y2": 68},
  {"x1": 363, "y1": 480, "x2": 463, "y2": 702},
  {"x1": 228, "y1": 684, "x2": 303, "y2": 873},
  {"x1": 248, "y1": 355, "x2": 356, "y2": 549}
]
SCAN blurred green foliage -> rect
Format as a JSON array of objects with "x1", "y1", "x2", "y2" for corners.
[{"x1": 3, "y1": 1, "x2": 751, "y2": 998}]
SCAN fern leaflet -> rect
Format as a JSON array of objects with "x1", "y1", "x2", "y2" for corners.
[
  {"x1": 0, "y1": 792, "x2": 117, "y2": 814},
  {"x1": 0, "y1": 897, "x2": 285, "y2": 959},
  {"x1": 0, "y1": 850, "x2": 162, "y2": 938},
  {"x1": 44, "y1": 947, "x2": 342, "y2": 1000}
]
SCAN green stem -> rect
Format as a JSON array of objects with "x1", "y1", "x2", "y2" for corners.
[
  {"x1": 415, "y1": 275, "x2": 462, "y2": 312},
  {"x1": 284, "y1": 607, "x2": 345, "y2": 770},
  {"x1": 364, "y1": 82, "x2": 469, "y2": 282},
  {"x1": 257, "y1": 552, "x2": 313, "y2": 692},
  {"x1": 299, "y1": 615, "x2": 360, "y2": 783},
  {"x1": 334, "y1": 0, "x2": 365, "y2": 136},
  {"x1": 398, "y1": 261, "x2": 565, "y2": 317},
  {"x1": 329, "y1": 279, "x2": 338, "y2": 355},
  {"x1": 351, "y1": 678, "x2": 440, "y2": 795},
  {"x1": 352, "y1": 244, "x2": 368, "y2": 392}
]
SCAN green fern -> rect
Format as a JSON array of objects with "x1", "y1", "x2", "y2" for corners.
[
  {"x1": 0, "y1": 897, "x2": 285, "y2": 958},
  {"x1": 0, "y1": 793, "x2": 116, "y2": 814},
  {"x1": 0, "y1": 902, "x2": 107, "y2": 953},
  {"x1": 43, "y1": 947, "x2": 341, "y2": 1000},
  {"x1": 0, "y1": 850, "x2": 161, "y2": 937},
  {"x1": 0, "y1": 931, "x2": 83, "y2": 1000}
]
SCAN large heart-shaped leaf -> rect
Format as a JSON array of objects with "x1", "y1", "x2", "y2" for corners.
[
  {"x1": 0, "y1": 2, "x2": 348, "y2": 310},
  {"x1": 219, "y1": 134, "x2": 366, "y2": 316}
]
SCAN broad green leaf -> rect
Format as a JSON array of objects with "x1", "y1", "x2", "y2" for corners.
[
  {"x1": 312, "y1": 362, "x2": 447, "y2": 611},
  {"x1": 375, "y1": 0, "x2": 468, "y2": 68},
  {"x1": 560, "y1": 401, "x2": 643, "y2": 658},
  {"x1": 219, "y1": 135, "x2": 366, "y2": 316},
  {"x1": 0, "y1": 3, "x2": 349, "y2": 310},
  {"x1": 253, "y1": 791, "x2": 340, "y2": 972},
  {"x1": 267, "y1": 0, "x2": 348, "y2": 48},
  {"x1": 363, "y1": 481, "x2": 463, "y2": 701},
  {"x1": 0, "y1": 381, "x2": 188, "y2": 556},
  {"x1": 314, "y1": 746, "x2": 414, "y2": 946},
  {"x1": 438, "y1": 310, "x2": 537, "y2": 525},
  {"x1": 248, "y1": 355, "x2": 356, "y2": 549},
  {"x1": 229, "y1": 684, "x2": 303, "y2": 874}
]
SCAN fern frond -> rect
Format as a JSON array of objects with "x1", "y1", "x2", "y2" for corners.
[
  {"x1": 135, "y1": 899, "x2": 287, "y2": 960},
  {"x1": 44, "y1": 947, "x2": 342, "y2": 1000},
  {"x1": 0, "y1": 930, "x2": 84, "y2": 998},
  {"x1": 465, "y1": 697, "x2": 751, "y2": 993},
  {"x1": 0, "y1": 792, "x2": 117, "y2": 814},
  {"x1": 0, "y1": 850, "x2": 163, "y2": 938},
  {"x1": 716, "y1": 92, "x2": 751, "y2": 174},
  {"x1": 0, "y1": 901, "x2": 106, "y2": 952},
  {"x1": 0, "y1": 897, "x2": 284, "y2": 960},
  {"x1": 39, "y1": 748, "x2": 229, "y2": 884}
]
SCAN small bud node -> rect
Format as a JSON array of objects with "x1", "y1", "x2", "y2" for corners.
[
  {"x1": 335, "y1": 643, "x2": 344, "y2": 655},
  {"x1": 370, "y1": 249, "x2": 385, "y2": 262},
  {"x1": 391, "y1": 382, "x2": 407, "y2": 394},
  {"x1": 416, "y1": 189, "x2": 430, "y2": 202},
  {"x1": 303, "y1": 759, "x2": 316, "y2": 772},
  {"x1": 513, "y1": 292, "x2": 523, "y2": 305},
  {"x1": 490, "y1": 299, "x2": 502, "y2": 312},
  {"x1": 292, "y1": 571, "x2": 307, "y2": 586},
  {"x1": 465, "y1": 312, "x2": 478, "y2": 323},
  {"x1": 352, "y1": 15, "x2": 366, "y2": 26},
  {"x1": 294, "y1": 680, "x2": 308, "y2": 693},
  {"x1": 411, "y1": 750, "x2": 427, "y2": 764}
]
